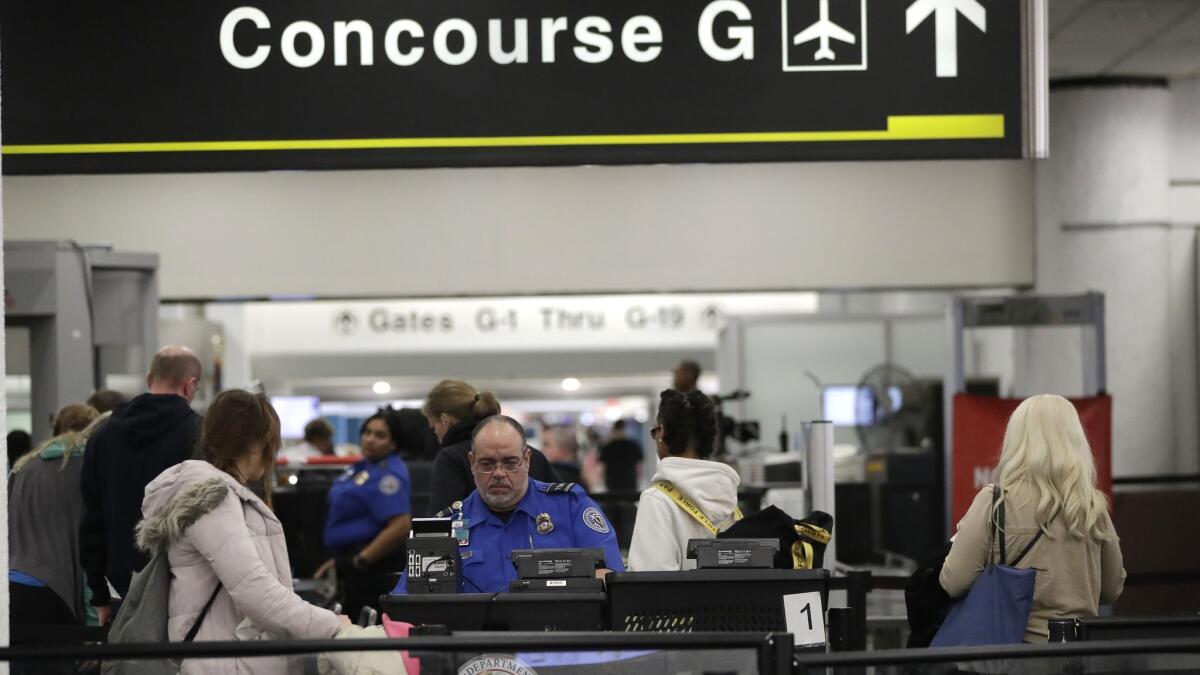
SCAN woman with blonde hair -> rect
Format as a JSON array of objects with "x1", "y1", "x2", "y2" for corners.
[
  {"x1": 9, "y1": 404, "x2": 101, "y2": 628},
  {"x1": 940, "y1": 394, "x2": 1125, "y2": 643}
]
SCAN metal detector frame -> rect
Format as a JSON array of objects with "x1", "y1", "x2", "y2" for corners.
[
  {"x1": 943, "y1": 292, "x2": 1107, "y2": 532},
  {"x1": 5, "y1": 240, "x2": 159, "y2": 441}
]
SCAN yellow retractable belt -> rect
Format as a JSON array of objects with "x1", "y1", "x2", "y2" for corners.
[
  {"x1": 656, "y1": 481, "x2": 829, "y2": 569},
  {"x1": 794, "y1": 521, "x2": 832, "y2": 545},
  {"x1": 653, "y1": 481, "x2": 743, "y2": 536},
  {"x1": 791, "y1": 522, "x2": 832, "y2": 570},
  {"x1": 792, "y1": 540, "x2": 815, "y2": 570}
]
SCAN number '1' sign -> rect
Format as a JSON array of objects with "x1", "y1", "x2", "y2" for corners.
[{"x1": 784, "y1": 591, "x2": 827, "y2": 646}]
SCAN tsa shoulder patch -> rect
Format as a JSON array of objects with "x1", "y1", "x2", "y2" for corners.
[
  {"x1": 582, "y1": 506, "x2": 610, "y2": 534},
  {"x1": 379, "y1": 474, "x2": 401, "y2": 496}
]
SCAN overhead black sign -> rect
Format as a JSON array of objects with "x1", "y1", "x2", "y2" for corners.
[{"x1": 1, "y1": 0, "x2": 1027, "y2": 174}]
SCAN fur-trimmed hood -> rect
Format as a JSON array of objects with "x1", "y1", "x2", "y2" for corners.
[
  {"x1": 137, "y1": 460, "x2": 244, "y2": 555},
  {"x1": 135, "y1": 460, "x2": 341, "y2": 668}
]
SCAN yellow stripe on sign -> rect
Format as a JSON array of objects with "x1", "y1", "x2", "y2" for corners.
[{"x1": 2, "y1": 114, "x2": 1004, "y2": 155}]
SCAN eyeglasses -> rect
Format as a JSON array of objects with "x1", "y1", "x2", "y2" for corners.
[{"x1": 474, "y1": 456, "x2": 525, "y2": 474}]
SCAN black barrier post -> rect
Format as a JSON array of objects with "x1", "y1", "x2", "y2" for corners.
[
  {"x1": 760, "y1": 632, "x2": 795, "y2": 675},
  {"x1": 827, "y1": 608, "x2": 852, "y2": 652},
  {"x1": 845, "y1": 570, "x2": 870, "y2": 651}
]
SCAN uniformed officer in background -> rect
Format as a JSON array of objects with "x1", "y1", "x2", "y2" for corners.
[
  {"x1": 318, "y1": 409, "x2": 413, "y2": 617},
  {"x1": 395, "y1": 414, "x2": 623, "y2": 594}
]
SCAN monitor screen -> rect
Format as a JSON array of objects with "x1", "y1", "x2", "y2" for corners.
[
  {"x1": 270, "y1": 396, "x2": 321, "y2": 439},
  {"x1": 822, "y1": 386, "x2": 901, "y2": 427}
]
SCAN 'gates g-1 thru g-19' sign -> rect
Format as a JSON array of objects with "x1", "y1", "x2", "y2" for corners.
[{"x1": 0, "y1": 0, "x2": 1035, "y2": 173}]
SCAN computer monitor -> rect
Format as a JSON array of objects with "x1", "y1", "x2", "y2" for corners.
[
  {"x1": 270, "y1": 396, "x2": 321, "y2": 439},
  {"x1": 822, "y1": 385, "x2": 901, "y2": 427},
  {"x1": 381, "y1": 592, "x2": 607, "y2": 631},
  {"x1": 607, "y1": 569, "x2": 829, "y2": 633}
]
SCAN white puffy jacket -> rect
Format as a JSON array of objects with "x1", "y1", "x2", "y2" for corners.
[
  {"x1": 139, "y1": 460, "x2": 341, "y2": 674},
  {"x1": 627, "y1": 456, "x2": 740, "y2": 571}
]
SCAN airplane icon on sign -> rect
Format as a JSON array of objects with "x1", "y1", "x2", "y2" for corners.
[{"x1": 792, "y1": 0, "x2": 857, "y2": 61}]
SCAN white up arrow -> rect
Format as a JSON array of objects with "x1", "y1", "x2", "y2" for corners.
[{"x1": 905, "y1": 0, "x2": 987, "y2": 78}]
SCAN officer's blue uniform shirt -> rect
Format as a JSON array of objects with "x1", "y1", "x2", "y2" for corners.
[
  {"x1": 324, "y1": 454, "x2": 411, "y2": 551},
  {"x1": 392, "y1": 478, "x2": 623, "y2": 594}
]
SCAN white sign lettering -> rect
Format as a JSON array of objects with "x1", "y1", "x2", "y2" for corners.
[{"x1": 244, "y1": 292, "x2": 818, "y2": 355}]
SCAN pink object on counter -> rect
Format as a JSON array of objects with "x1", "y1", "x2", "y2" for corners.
[{"x1": 381, "y1": 615, "x2": 422, "y2": 675}]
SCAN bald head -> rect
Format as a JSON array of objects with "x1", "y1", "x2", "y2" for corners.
[
  {"x1": 469, "y1": 415, "x2": 531, "y2": 511},
  {"x1": 147, "y1": 345, "x2": 203, "y2": 402}
]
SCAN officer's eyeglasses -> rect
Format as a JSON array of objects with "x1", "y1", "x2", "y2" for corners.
[{"x1": 474, "y1": 456, "x2": 525, "y2": 474}]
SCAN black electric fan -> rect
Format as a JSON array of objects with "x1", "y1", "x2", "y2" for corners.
[{"x1": 854, "y1": 363, "x2": 929, "y2": 453}]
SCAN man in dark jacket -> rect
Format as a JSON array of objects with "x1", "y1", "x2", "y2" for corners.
[
  {"x1": 599, "y1": 420, "x2": 643, "y2": 492},
  {"x1": 80, "y1": 345, "x2": 203, "y2": 625}
]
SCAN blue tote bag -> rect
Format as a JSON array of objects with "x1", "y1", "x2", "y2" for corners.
[{"x1": 931, "y1": 486, "x2": 1051, "y2": 647}]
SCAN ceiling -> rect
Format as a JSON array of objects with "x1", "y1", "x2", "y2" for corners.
[{"x1": 1050, "y1": 0, "x2": 1200, "y2": 79}]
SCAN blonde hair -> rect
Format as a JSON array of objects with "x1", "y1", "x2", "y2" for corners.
[
  {"x1": 52, "y1": 404, "x2": 99, "y2": 437},
  {"x1": 12, "y1": 410, "x2": 111, "y2": 475},
  {"x1": 423, "y1": 379, "x2": 501, "y2": 423},
  {"x1": 994, "y1": 394, "x2": 1113, "y2": 541}
]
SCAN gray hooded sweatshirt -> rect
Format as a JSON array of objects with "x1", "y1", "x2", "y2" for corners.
[{"x1": 9, "y1": 435, "x2": 89, "y2": 621}]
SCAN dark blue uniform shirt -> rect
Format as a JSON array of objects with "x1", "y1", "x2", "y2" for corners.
[
  {"x1": 393, "y1": 478, "x2": 624, "y2": 594},
  {"x1": 324, "y1": 454, "x2": 412, "y2": 551}
]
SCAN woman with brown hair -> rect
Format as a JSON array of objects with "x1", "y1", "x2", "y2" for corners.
[
  {"x1": 137, "y1": 390, "x2": 346, "y2": 674},
  {"x1": 424, "y1": 379, "x2": 560, "y2": 514}
]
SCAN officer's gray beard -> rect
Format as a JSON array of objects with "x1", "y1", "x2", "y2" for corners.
[{"x1": 481, "y1": 478, "x2": 529, "y2": 512}]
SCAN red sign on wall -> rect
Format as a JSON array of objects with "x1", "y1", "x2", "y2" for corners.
[{"x1": 950, "y1": 393, "x2": 1113, "y2": 526}]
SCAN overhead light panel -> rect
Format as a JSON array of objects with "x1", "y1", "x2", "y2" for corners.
[{"x1": 372, "y1": 381, "x2": 392, "y2": 395}]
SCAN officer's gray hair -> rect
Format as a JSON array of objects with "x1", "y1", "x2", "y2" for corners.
[{"x1": 471, "y1": 414, "x2": 527, "y2": 449}]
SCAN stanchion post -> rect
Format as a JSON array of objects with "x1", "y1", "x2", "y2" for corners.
[
  {"x1": 846, "y1": 570, "x2": 870, "y2": 651},
  {"x1": 803, "y1": 420, "x2": 837, "y2": 568},
  {"x1": 762, "y1": 632, "x2": 794, "y2": 675}
]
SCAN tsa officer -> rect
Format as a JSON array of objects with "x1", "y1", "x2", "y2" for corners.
[
  {"x1": 398, "y1": 415, "x2": 623, "y2": 594},
  {"x1": 317, "y1": 409, "x2": 413, "y2": 617}
]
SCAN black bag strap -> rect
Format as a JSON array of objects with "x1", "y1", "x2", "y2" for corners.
[
  {"x1": 183, "y1": 583, "x2": 222, "y2": 643},
  {"x1": 990, "y1": 484, "x2": 1006, "y2": 566},
  {"x1": 1010, "y1": 507, "x2": 1061, "y2": 567}
]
